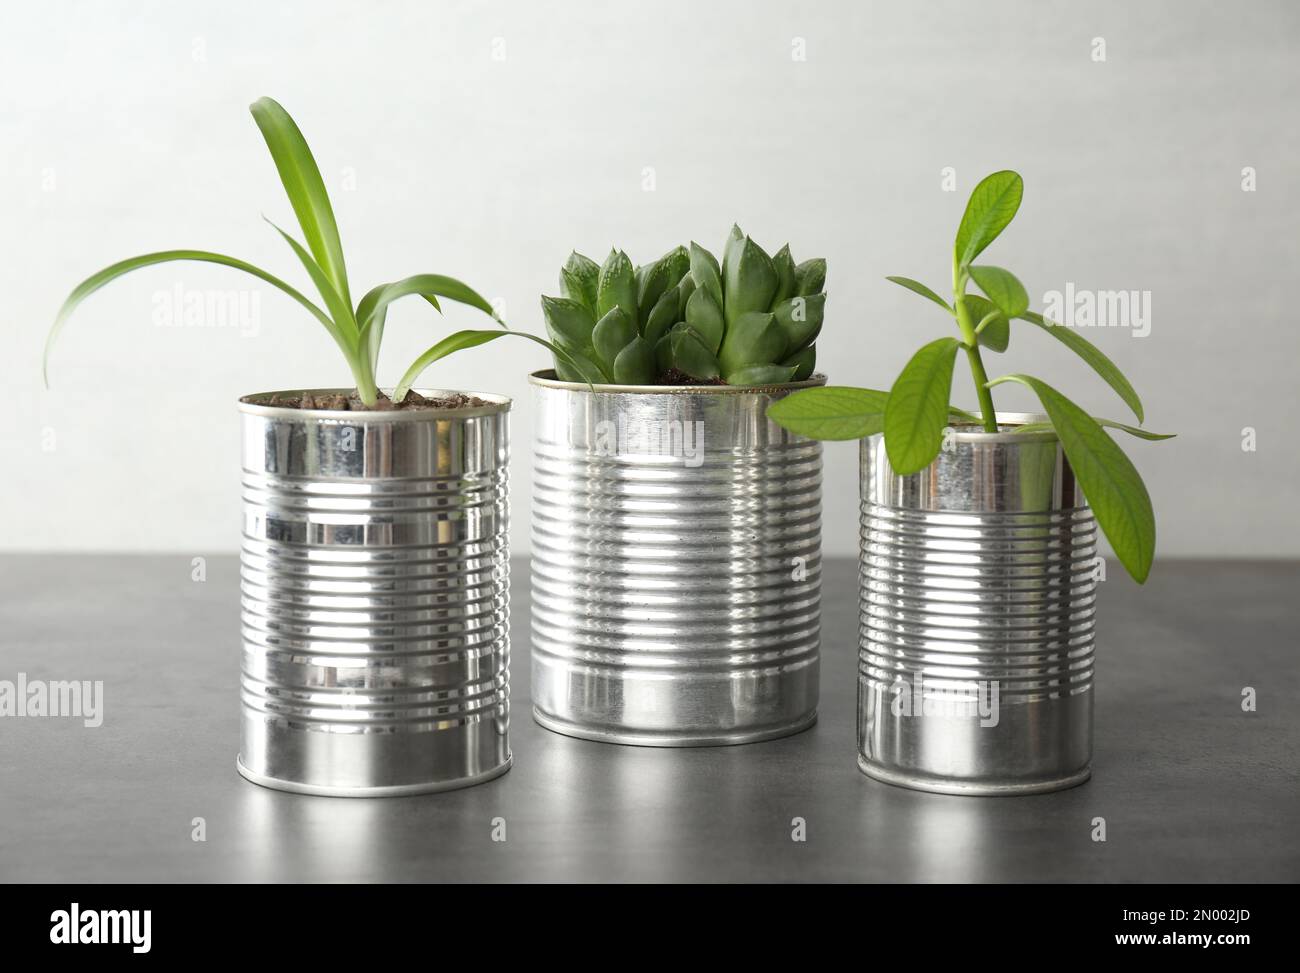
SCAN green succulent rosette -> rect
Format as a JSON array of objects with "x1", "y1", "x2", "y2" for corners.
[{"x1": 541, "y1": 227, "x2": 824, "y2": 386}]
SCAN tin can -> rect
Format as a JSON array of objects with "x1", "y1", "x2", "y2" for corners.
[
  {"x1": 858, "y1": 413, "x2": 1096, "y2": 794},
  {"x1": 529, "y1": 370, "x2": 824, "y2": 746},
  {"x1": 237, "y1": 389, "x2": 512, "y2": 796}
]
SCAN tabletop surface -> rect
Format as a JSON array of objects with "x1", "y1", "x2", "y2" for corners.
[{"x1": 1, "y1": 555, "x2": 1296, "y2": 883}]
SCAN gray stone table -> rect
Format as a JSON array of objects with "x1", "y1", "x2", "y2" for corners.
[{"x1": 0, "y1": 556, "x2": 1295, "y2": 882}]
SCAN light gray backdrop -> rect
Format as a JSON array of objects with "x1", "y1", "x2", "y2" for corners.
[{"x1": 4, "y1": 0, "x2": 1297, "y2": 560}]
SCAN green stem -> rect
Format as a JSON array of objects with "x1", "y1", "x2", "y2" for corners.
[
  {"x1": 963, "y1": 343, "x2": 998, "y2": 431},
  {"x1": 350, "y1": 350, "x2": 379, "y2": 406},
  {"x1": 952, "y1": 266, "x2": 998, "y2": 432}
]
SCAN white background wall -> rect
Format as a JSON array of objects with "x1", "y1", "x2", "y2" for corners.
[{"x1": 4, "y1": 0, "x2": 1298, "y2": 560}]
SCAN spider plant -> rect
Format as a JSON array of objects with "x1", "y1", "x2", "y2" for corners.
[{"x1": 45, "y1": 96, "x2": 578, "y2": 405}]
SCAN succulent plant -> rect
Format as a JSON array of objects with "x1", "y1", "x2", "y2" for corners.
[{"x1": 541, "y1": 227, "x2": 824, "y2": 386}]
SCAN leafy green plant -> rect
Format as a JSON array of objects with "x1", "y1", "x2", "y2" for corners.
[
  {"x1": 541, "y1": 227, "x2": 825, "y2": 385},
  {"x1": 767, "y1": 170, "x2": 1172, "y2": 583},
  {"x1": 46, "y1": 96, "x2": 577, "y2": 406}
]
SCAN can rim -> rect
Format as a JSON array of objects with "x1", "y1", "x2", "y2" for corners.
[
  {"x1": 528, "y1": 369, "x2": 827, "y2": 395},
  {"x1": 932, "y1": 411, "x2": 1057, "y2": 444},
  {"x1": 238, "y1": 388, "x2": 512, "y2": 420}
]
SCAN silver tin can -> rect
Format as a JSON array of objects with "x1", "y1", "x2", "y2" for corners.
[
  {"x1": 858, "y1": 414, "x2": 1096, "y2": 795},
  {"x1": 529, "y1": 370, "x2": 824, "y2": 746},
  {"x1": 237, "y1": 389, "x2": 512, "y2": 796}
]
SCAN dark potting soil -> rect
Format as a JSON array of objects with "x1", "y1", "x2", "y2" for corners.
[
  {"x1": 656, "y1": 368, "x2": 729, "y2": 387},
  {"x1": 260, "y1": 390, "x2": 490, "y2": 411}
]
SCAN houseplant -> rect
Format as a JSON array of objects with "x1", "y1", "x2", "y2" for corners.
[
  {"x1": 45, "y1": 97, "x2": 576, "y2": 796},
  {"x1": 769, "y1": 171, "x2": 1173, "y2": 793},
  {"x1": 529, "y1": 232, "x2": 827, "y2": 746}
]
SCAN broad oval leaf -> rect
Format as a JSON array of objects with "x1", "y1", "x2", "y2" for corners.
[
  {"x1": 883, "y1": 336, "x2": 961, "y2": 474},
  {"x1": 767, "y1": 386, "x2": 978, "y2": 440},
  {"x1": 886, "y1": 275, "x2": 952, "y2": 312},
  {"x1": 964, "y1": 293, "x2": 1010, "y2": 353},
  {"x1": 954, "y1": 170, "x2": 1023, "y2": 268},
  {"x1": 249, "y1": 97, "x2": 351, "y2": 306},
  {"x1": 1018, "y1": 311, "x2": 1144, "y2": 422},
  {"x1": 767, "y1": 386, "x2": 890, "y2": 441},
  {"x1": 45, "y1": 249, "x2": 347, "y2": 385},
  {"x1": 968, "y1": 265, "x2": 1029, "y2": 318},
  {"x1": 988, "y1": 374, "x2": 1157, "y2": 583}
]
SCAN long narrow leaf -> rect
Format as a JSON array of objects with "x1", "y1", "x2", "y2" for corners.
[
  {"x1": 45, "y1": 250, "x2": 348, "y2": 384},
  {"x1": 249, "y1": 97, "x2": 351, "y2": 306},
  {"x1": 885, "y1": 276, "x2": 952, "y2": 312},
  {"x1": 969, "y1": 265, "x2": 1029, "y2": 318},
  {"x1": 1089, "y1": 418, "x2": 1174, "y2": 441},
  {"x1": 1013, "y1": 418, "x2": 1175, "y2": 441},
  {"x1": 988, "y1": 374, "x2": 1157, "y2": 583},
  {"x1": 264, "y1": 218, "x2": 356, "y2": 339},
  {"x1": 357, "y1": 274, "x2": 499, "y2": 340},
  {"x1": 360, "y1": 305, "x2": 399, "y2": 387},
  {"x1": 883, "y1": 336, "x2": 961, "y2": 474},
  {"x1": 357, "y1": 294, "x2": 445, "y2": 388},
  {"x1": 394, "y1": 329, "x2": 596, "y2": 402},
  {"x1": 1018, "y1": 311, "x2": 1144, "y2": 422}
]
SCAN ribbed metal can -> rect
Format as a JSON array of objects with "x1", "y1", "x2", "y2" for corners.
[
  {"x1": 237, "y1": 389, "x2": 512, "y2": 796},
  {"x1": 529, "y1": 370, "x2": 824, "y2": 746},
  {"x1": 858, "y1": 413, "x2": 1096, "y2": 795}
]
